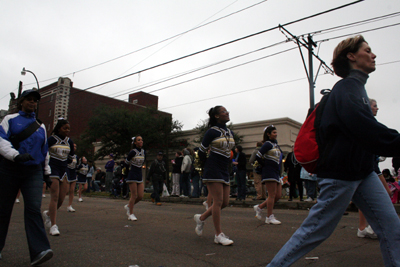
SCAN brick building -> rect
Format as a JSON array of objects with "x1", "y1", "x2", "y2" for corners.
[{"x1": 9, "y1": 77, "x2": 171, "y2": 140}]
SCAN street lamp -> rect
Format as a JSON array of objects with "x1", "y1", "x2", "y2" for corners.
[
  {"x1": 21, "y1": 67, "x2": 40, "y2": 91},
  {"x1": 21, "y1": 67, "x2": 40, "y2": 117}
]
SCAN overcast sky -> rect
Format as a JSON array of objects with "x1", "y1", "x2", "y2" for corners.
[{"x1": 1, "y1": 0, "x2": 400, "y2": 170}]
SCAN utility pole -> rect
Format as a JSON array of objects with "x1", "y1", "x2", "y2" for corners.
[{"x1": 279, "y1": 25, "x2": 334, "y2": 110}]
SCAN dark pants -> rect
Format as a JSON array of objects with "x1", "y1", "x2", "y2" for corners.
[
  {"x1": 200, "y1": 178, "x2": 208, "y2": 196},
  {"x1": 181, "y1": 172, "x2": 191, "y2": 196},
  {"x1": 86, "y1": 177, "x2": 92, "y2": 192},
  {"x1": 191, "y1": 173, "x2": 200, "y2": 198},
  {"x1": 289, "y1": 176, "x2": 303, "y2": 200},
  {"x1": 151, "y1": 179, "x2": 164, "y2": 203},
  {"x1": 236, "y1": 170, "x2": 247, "y2": 200},
  {"x1": 0, "y1": 161, "x2": 51, "y2": 261}
]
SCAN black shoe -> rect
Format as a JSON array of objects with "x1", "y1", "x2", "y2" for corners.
[{"x1": 31, "y1": 249, "x2": 53, "y2": 266}]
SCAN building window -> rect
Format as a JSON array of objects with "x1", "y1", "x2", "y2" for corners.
[{"x1": 49, "y1": 109, "x2": 52, "y2": 117}]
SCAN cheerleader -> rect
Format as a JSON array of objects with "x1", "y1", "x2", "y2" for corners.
[
  {"x1": 43, "y1": 118, "x2": 74, "y2": 236},
  {"x1": 66, "y1": 144, "x2": 78, "y2": 212},
  {"x1": 253, "y1": 125, "x2": 283, "y2": 225},
  {"x1": 76, "y1": 156, "x2": 89, "y2": 202},
  {"x1": 194, "y1": 106, "x2": 235, "y2": 246},
  {"x1": 123, "y1": 136, "x2": 146, "y2": 221}
]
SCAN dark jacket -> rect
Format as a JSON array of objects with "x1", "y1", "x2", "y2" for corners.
[
  {"x1": 284, "y1": 152, "x2": 302, "y2": 181},
  {"x1": 172, "y1": 156, "x2": 183, "y2": 173},
  {"x1": 317, "y1": 70, "x2": 400, "y2": 180},
  {"x1": 147, "y1": 159, "x2": 166, "y2": 181}
]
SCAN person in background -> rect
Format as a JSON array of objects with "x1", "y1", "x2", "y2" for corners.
[
  {"x1": 76, "y1": 156, "x2": 89, "y2": 202},
  {"x1": 104, "y1": 154, "x2": 115, "y2": 192},
  {"x1": 86, "y1": 161, "x2": 94, "y2": 192},
  {"x1": 0, "y1": 89, "x2": 53, "y2": 265},
  {"x1": 181, "y1": 148, "x2": 192, "y2": 198},
  {"x1": 191, "y1": 148, "x2": 202, "y2": 198},
  {"x1": 93, "y1": 168, "x2": 105, "y2": 192},
  {"x1": 66, "y1": 143, "x2": 78, "y2": 212},
  {"x1": 43, "y1": 118, "x2": 74, "y2": 236},
  {"x1": 253, "y1": 125, "x2": 283, "y2": 225},
  {"x1": 285, "y1": 145, "x2": 303, "y2": 201},
  {"x1": 233, "y1": 145, "x2": 247, "y2": 201},
  {"x1": 147, "y1": 151, "x2": 167, "y2": 206},
  {"x1": 300, "y1": 167, "x2": 317, "y2": 202},
  {"x1": 124, "y1": 136, "x2": 146, "y2": 220},
  {"x1": 357, "y1": 98, "x2": 392, "y2": 239},
  {"x1": 171, "y1": 151, "x2": 183, "y2": 197},
  {"x1": 249, "y1": 141, "x2": 266, "y2": 200},
  {"x1": 194, "y1": 105, "x2": 235, "y2": 246},
  {"x1": 267, "y1": 35, "x2": 400, "y2": 267}
]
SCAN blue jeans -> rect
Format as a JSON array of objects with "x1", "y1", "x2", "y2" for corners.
[
  {"x1": 267, "y1": 171, "x2": 400, "y2": 267},
  {"x1": 191, "y1": 173, "x2": 200, "y2": 198},
  {"x1": 0, "y1": 161, "x2": 51, "y2": 261},
  {"x1": 236, "y1": 170, "x2": 247, "y2": 200}
]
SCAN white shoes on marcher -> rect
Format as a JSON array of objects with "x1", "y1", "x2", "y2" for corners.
[
  {"x1": 15, "y1": 198, "x2": 20, "y2": 204},
  {"x1": 214, "y1": 233, "x2": 234, "y2": 246},
  {"x1": 253, "y1": 205, "x2": 262, "y2": 220},
  {"x1": 203, "y1": 201, "x2": 208, "y2": 211},
  {"x1": 194, "y1": 214, "x2": 204, "y2": 236},
  {"x1": 265, "y1": 214, "x2": 281, "y2": 225},
  {"x1": 358, "y1": 225, "x2": 377, "y2": 239},
  {"x1": 67, "y1": 205, "x2": 75, "y2": 212},
  {"x1": 128, "y1": 214, "x2": 137, "y2": 221},
  {"x1": 78, "y1": 198, "x2": 83, "y2": 202},
  {"x1": 124, "y1": 204, "x2": 130, "y2": 216},
  {"x1": 43, "y1": 210, "x2": 51, "y2": 228},
  {"x1": 49, "y1": 225, "x2": 60, "y2": 236}
]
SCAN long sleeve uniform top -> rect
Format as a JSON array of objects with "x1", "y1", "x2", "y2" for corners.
[{"x1": 0, "y1": 111, "x2": 50, "y2": 175}]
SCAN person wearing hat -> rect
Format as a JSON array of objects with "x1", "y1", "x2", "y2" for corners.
[
  {"x1": 105, "y1": 153, "x2": 115, "y2": 193},
  {"x1": 0, "y1": 90, "x2": 53, "y2": 265},
  {"x1": 146, "y1": 151, "x2": 166, "y2": 205}
]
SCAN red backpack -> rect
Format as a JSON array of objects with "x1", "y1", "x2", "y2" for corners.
[{"x1": 294, "y1": 89, "x2": 331, "y2": 173}]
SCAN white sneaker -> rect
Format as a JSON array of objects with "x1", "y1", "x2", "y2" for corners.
[
  {"x1": 128, "y1": 214, "x2": 137, "y2": 221},
  {"x1": 42, "y1": 194, "x2": 46, "y2": 198},
  {"x1": 15, "y1": 198, "x2": 20, "y2": 204},
  {"x1": 194, "y1": 214, "x2": 204, "y2": 236},
  {"x1": 203, "y1": 201, "x2": 208, "y2": 210},
  {"x1": 124, "y1": 204, "x2": 130, "y2": 216},
  {"x1": 357, "y1": 225, "x2": 377, "y2": 239},
  {"x1": 49, "y1": 225, "x2": 60, "y2": 236},
  {"x1": 304, "y1": 197, "x2": 314, "y2": 202},
  {"x1": 43, "y1": 210, "x2": 51, "y2": 228},
  {"x1": 265, "y1": 214, "x2": 281, "y2": 225},
  {"x1": 67, "y1": 205, "x2": 75, "y2": 212},
  {"x1": 214, "y1": 233, "x2": 234, "y2": 246},
  {"x1": 253, "y1": 205, "x2": 262, "y2": 220},
  {"x1": 78, "y1": 198, "x2": 83, "y2": 202}
]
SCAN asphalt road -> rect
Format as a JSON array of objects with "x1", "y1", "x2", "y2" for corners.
[{"x1": 2, "y1": 195, "x2": 385, "y2": 267}]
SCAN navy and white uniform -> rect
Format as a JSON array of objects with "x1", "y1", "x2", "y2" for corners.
[
  {"x1": 77, "y1": 163, "x2": 88, "y2": 184},
  {"x1": 66, "y1": 155, "x2": 78, "y2": 183},
  {"x1": 125, "y1": 148, "x2": 146, "y2": 183},
  {"x1": 256, "y1": 140, "x2": 282, "y2": 183},
  {"x1": 199, "y1": 124, "x2": 235, "y2": 185},
  {"x1": 48, "y1": 135, "x2": 74, "y2": 181}
]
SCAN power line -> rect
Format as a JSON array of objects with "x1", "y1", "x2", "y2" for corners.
[
  {"x1": 28, "y1": 0, "x2": 366, "y2": 107},
  {"x1": 21, "y1": 0, "x2": 269, "y2": 90},
  {"x1": 77, "y1": 0, "x2": 364, "y2": 93},
  {"x1": 110, "y1": 40, "x2": 288, "y2": 99}
]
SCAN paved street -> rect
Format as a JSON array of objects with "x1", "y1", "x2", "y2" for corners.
[{"x1": 2, "y1": 195, "x2": 385, "y2": 267}]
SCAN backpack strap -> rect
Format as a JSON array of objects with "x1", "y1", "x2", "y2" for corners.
[{"x1": 10, "y1": 119, "x2": 42, "y2": 149}]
